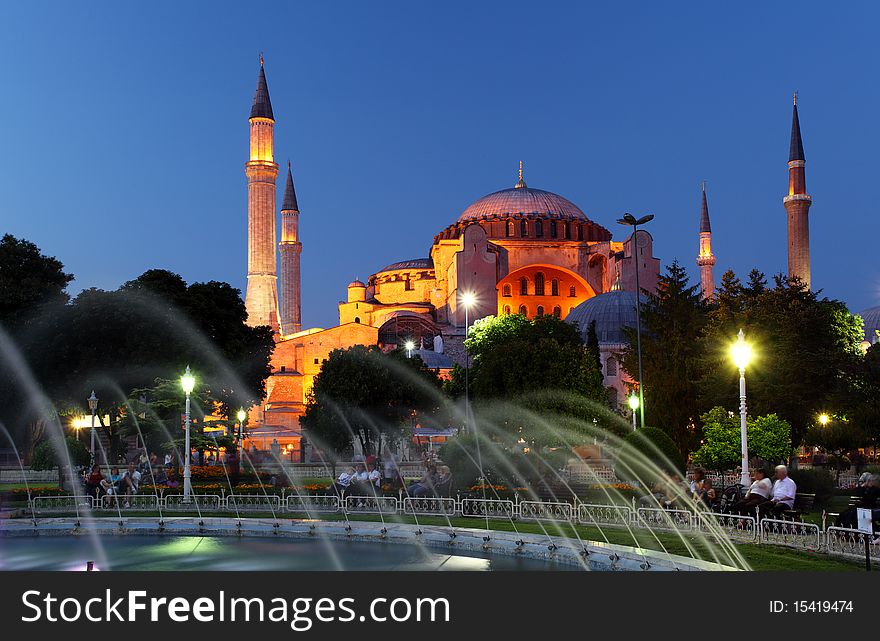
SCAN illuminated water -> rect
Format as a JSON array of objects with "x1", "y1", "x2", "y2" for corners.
[{"x1": 0, "y1": 536, "x2": 578, "y2": 571}]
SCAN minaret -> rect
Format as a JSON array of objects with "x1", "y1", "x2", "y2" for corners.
[
  {"x1": 783, "y1": 91, "x2": 812, "y2": 288},
  {"x1": 244, "y1": 55, "x2": 280, "y2": 331},
  {"x1": 696, "y1": 181, "x2": 716, "y2": 300},
  {"x1": 279, "y1": 161, "x2": 302, "y2": 336}
]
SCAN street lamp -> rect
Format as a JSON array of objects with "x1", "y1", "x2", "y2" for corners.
[
  {"x1": 404, "y1": 340, "x2": 415, "y2": 358},
  {"x1": 460, "y1": 291, "x2": 476, "y2": 432},
  {"x1": 87, "y1": 391, "x2": 98, "y2": 464},
  {"x1": 180, "y1": 365, "x2": 196, "y2": 502},
  {"x1": 616, "y1": 212, "x2": 654, "y2": 429},
  {"x1": 731, "y1": 329, "x2": 753, "y2": 488},
  {"x1": 236, "y1": 408, "x2": 247, "y2": 452},
  {"x1": 818, "y1": 413, "x2": 829, "y2": 426},
  {"x1": 628, "y1": 392, "x2": 639, "y2": 431}
]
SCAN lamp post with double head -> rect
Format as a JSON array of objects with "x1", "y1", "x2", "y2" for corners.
[
  {"x1": 180, "y1": 366, "x2": 196, "y2": 502},
  {"x1": 616, "y1": 213, "x2": 654, "y2": 429},
  {"x1": 731, "y1": 329, "x2": 753, "y2": 488}
]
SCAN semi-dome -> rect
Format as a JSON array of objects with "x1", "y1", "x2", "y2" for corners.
[
  {"x1": 348, "y1": 279, "x2": 366, "y2": 288},
  {"x1": 566, "y1": 291, "x2": 645, "y2": 345},
  {"x1": 458, "y1": 186, "x2": 588, "y2": 224},
  {"x1": 379, "y1": 258, "x2": 434, "y2": 272},
  {"x1": 860, "y1": 305, "x2": 880, "y2": 344}
]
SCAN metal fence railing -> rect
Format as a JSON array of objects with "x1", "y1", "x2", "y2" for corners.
[{"x1": 22, "y1": 494, "x2": 877, "y2": 562}]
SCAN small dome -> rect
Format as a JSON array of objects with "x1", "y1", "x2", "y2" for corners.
[
  {"x1": 379, "y1": 258, "x2": 434, "y2": 272},
  {"x1": 458, "y1": 187, "x2": 588, "y2": 224},
  {"x1": 566, "y1": 291, "x2": 646, "y2": 345},
  {"x1": 859, "y1": 305, "x2": 880, "y2": 344},
  {"x1": 348, "y1": 279, "x2": 366, "y2": 288}
]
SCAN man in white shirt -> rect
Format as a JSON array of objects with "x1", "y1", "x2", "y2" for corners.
[
  {"x1": 767, "y1": 465, "x2": 797, "y2": 518},
  {"x1": 121, "y1": 462, "x2": 142, "y2": 508}
]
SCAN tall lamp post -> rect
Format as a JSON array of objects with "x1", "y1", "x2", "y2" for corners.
[
  {"x1": 180, "y1": 366, "x2": 196, "y2": 502},
  {"x1": 731, "y1": 329, "x2": 753, "y2": 488},
  {"x1": 460, "y1": 291, "x2": 476, "y2": 432},
  {"x1": 616, "y1": 212, "x2": 654, "y2": 429},
  {"x1": 236, "y1": 408, "x2": 247, "y2": 453},
  {"x1": 628, "y1": 392, "x2": 639, "y2": 431},
  {"x1": 87, "y1": 391, "x2": 98, "y2": 464}
]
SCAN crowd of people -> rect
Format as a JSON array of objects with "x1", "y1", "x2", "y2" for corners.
[
  {"x1": 329, "y1": 453, "x2": 452, "y2": 499},
  {"x1": 80, "y1": 451, "x2": 177, "y2": 507}
]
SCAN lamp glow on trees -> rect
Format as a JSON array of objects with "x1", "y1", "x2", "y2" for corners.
[
  {"x1": 628, "y1": 392, "x2": 639, "y2": 431},
  {"x1": 731, "y1": 329, "x2": 753, "y2": 487},
  {"x1": 180, "y1": 365, "x2": 196, "y2": 502}
]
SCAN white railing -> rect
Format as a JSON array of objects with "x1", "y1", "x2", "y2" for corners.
[
  {"x1": 759, "y1": 518, "x2": 822, "y2": 550},
  {"x1": 460, "y1": 498, "x2": 515, "y2": 519},
  {"x1": 286, "y1": 495, "x2": 340, "y2": 514},
  {"x1": 637, "y1": 507, "x2": 695, "y2": 531},
  {"x1": 825, "y1": 526, "x2": 879, "y2": 559},
  {"x1": 20, "y1": 493, "x2": 877, "y2": 563},
  {"x1": 402, "y1": 496, "x2": 456, "y2": 516},
  {"x1": 164, "y1": 494, "x2": 222, "y2": 510},
  {"x1": 519, "y1": 500, "x2": 573, "y2": 522}
]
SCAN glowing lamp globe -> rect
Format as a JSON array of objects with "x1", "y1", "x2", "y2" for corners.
[
  {"x1": 628, "y1": 394, "x2": 639, "y2": 411},
  {"x1": 405, "y1": 340, "x2": 415, "y2": 351},
  {"x1": 460, "y1": 291, "x2": 476, "y2": 308},
  {"x1": 237, "y1": 408, "x2": 247, "y2": 424},
  {"x1": 731, "y1": 329, "x2": 752, "y2": 370},
  {"x1": 818, "y1": 413, "x2": 829, "y2": 426},
  {"x1": 180, "y1": 365, "x2": 196, "y2": 395}
]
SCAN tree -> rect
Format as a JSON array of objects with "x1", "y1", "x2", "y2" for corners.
[
  {"x1": 691, "y1": 406, "x2": 792, "y2": 472},
  {"x1": 0, "y1": 234, "x2": 73, "y2": 328},
  {"x1": 31, "y1": 436, "x2": 89, "y2": 470},
  {"x1": 621, "y1": 260, "x2": 707, "y2": 454},
  {"x1": 615, "y1": 427, "x2": 685, "y2": 485},
  {"x1": 300, "y1": 345, "x2": 443, "y2": 465},
  {"x1": 699, "y1": 272, "x2": 863, "y2": 450}
]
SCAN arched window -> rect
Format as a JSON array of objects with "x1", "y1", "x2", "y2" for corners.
[
  {"x1": 506, "y1": 220, "x2": 515, "y2": 237},
  {"x1": 577, "y1": 225, "x2": 584, "y2": 241},
  {"x1": 520, "y1": 277, "x2": 528, "y2": 295},
  {"x1": 503, "y1": 305, "x2": 511, "y2": 315},
  {"x1": 605, "y1": 357, "x2": 618, "y2": 377},
  {"x1": 502, "y1": 284, "x2": 512, "y2": 297},
  {"x1": 569, "y1": 285, "x2": 576, "y2": 297},
  {"x1": 550, "y1": 220, "x2": 557, "y2": 238},
  {"x1": 552, "y1": 305, "x2": 561, "y2": 318},
  {"x1": 564, "y1": 222, "x2": 571, "y2": 240},
  {"x1": 520, "y1": 220, "x2": 528, "y2": 237},
  {"x1": 536, "y1": 305, "x2": 544, "y2": 317},
  {"x1": 518, "y1": 304, "x2": 527, "y2": 317},
  {"x1": 551, "y1": 279, "x2": 559, "y2": 296},
  {"x1": 354, "y1": 317, "x2": 361, "y2": 324},
  {"x1": 608, "y1": 388, "x2": 619, "y2": 410},
  {"x1": 535, "y1": 220, "x2": 543, "y2": 238},
  {"x1": 569, "y1": 306, "x2": 575, "y2": 315},
  {"x1": 535, "y1": 272, "x2": 545, "y2": 296}
]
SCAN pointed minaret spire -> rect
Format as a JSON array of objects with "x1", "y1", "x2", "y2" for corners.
[
  {"x1": 515, "y1": 160, "x2": 527, "y2": 189},
  {"x1": 250, "y1": 54, "x2": 274, "y2": 120},
  {"x1": 784, "y1": 92, "x2": 812, "y2": 288},
  {"x1": 282, "y1": 160, "x2": 299, "y2": 212},
  {"x1": 279, "y1": 159, "x2": 302, "y2": 336},
  {"x1": 696, "y1": 181, "x2": 716, "y2": 300}
]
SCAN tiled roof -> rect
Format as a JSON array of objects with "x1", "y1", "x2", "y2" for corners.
[
  {"x1": 379, "y1": 258, "x2": 434, "y2": 272},
  {"x1": 250, "y1": 63, "x2": 274, "y2": 120},
  {"x1": 282, "y1": 162, "x2": 298, "y2": 211},
  {"x1": 458, "y1": 187, "x2": 588, "y2": 223}
]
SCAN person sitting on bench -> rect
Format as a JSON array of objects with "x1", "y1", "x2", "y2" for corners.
[
  {"x1": 733, "y1": 468, "x2": 772, "y2": 515},
  {"x1": 762, "y1": 465, "x2": 796, "y2": 518},
  {"x1": 836, "y1": 473, "x2": 879, "y2": 529}
]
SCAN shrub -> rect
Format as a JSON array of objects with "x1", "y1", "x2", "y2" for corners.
[
  {"x1": 31, "y1": 436, "x2": 89, "y2": 470},
  {"x1": 616, "y1": 427, "x2": 685, "y2": 484},
  {"x1": 788, "y1": 468, "x2": 835, "y2": 507}
]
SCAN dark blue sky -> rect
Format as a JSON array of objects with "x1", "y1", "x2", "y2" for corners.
[{"x1": 2, "y1": 2, "x2": 878, "y2": 327}]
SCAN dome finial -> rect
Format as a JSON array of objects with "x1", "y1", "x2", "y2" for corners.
[
  {"x1": 515, "y1": 160, "x2": 527, "y2": 189},
  {"x1": 260, "y1": 51, "x2": 264, "y2": 67},
  {"x1": 793, "y1": 89, "x2": 797, "y2": 106}
]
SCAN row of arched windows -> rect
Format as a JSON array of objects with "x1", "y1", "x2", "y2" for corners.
[
  {"x1": 505, "y1": 220, "x2": 584, "y2": 240},
  {"x1": 502, "y1": 305, "x2": 570, "y2": 319},
  {"x1": 502, "y1": 274, "x2": 577, "y2": 297}
]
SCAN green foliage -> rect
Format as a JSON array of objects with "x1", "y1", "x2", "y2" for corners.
[
  {"x1": 691, "y1": 406, "x2": 792, "y2": 471},
  {"x1": 463, "y1": 314, "x2": 607, "y2": 436},
  {"x1": 31, "y1": 436, "x2": 89, "y2": 470},
  {"x1": 300, "y1": 345, "x2": 442, "y2": 459},
  {"x1": 620, "y1": 427, "x2": 685, "y2": 479},
  {"x1": 0, "y1": 234, "x2": 73, "y2": 327},
  {"x1": 621, "y1": 260, "x2": 707, "y2": 454},
  {"x1": 788, "y1": 468, "x2": 835, "y2": 507}
]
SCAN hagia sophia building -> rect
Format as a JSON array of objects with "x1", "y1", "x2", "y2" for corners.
[{"x1": 238, "y1": 58, "x2": 875, "y2": 458}]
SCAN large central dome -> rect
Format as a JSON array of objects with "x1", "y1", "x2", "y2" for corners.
[{"x1": 458, "y1": 186, "x2": 588, "y2": 224}]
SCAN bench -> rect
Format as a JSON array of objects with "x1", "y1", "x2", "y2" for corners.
[{"x1": 781, "y1": 492, "x2": 816, "y2": 520}]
